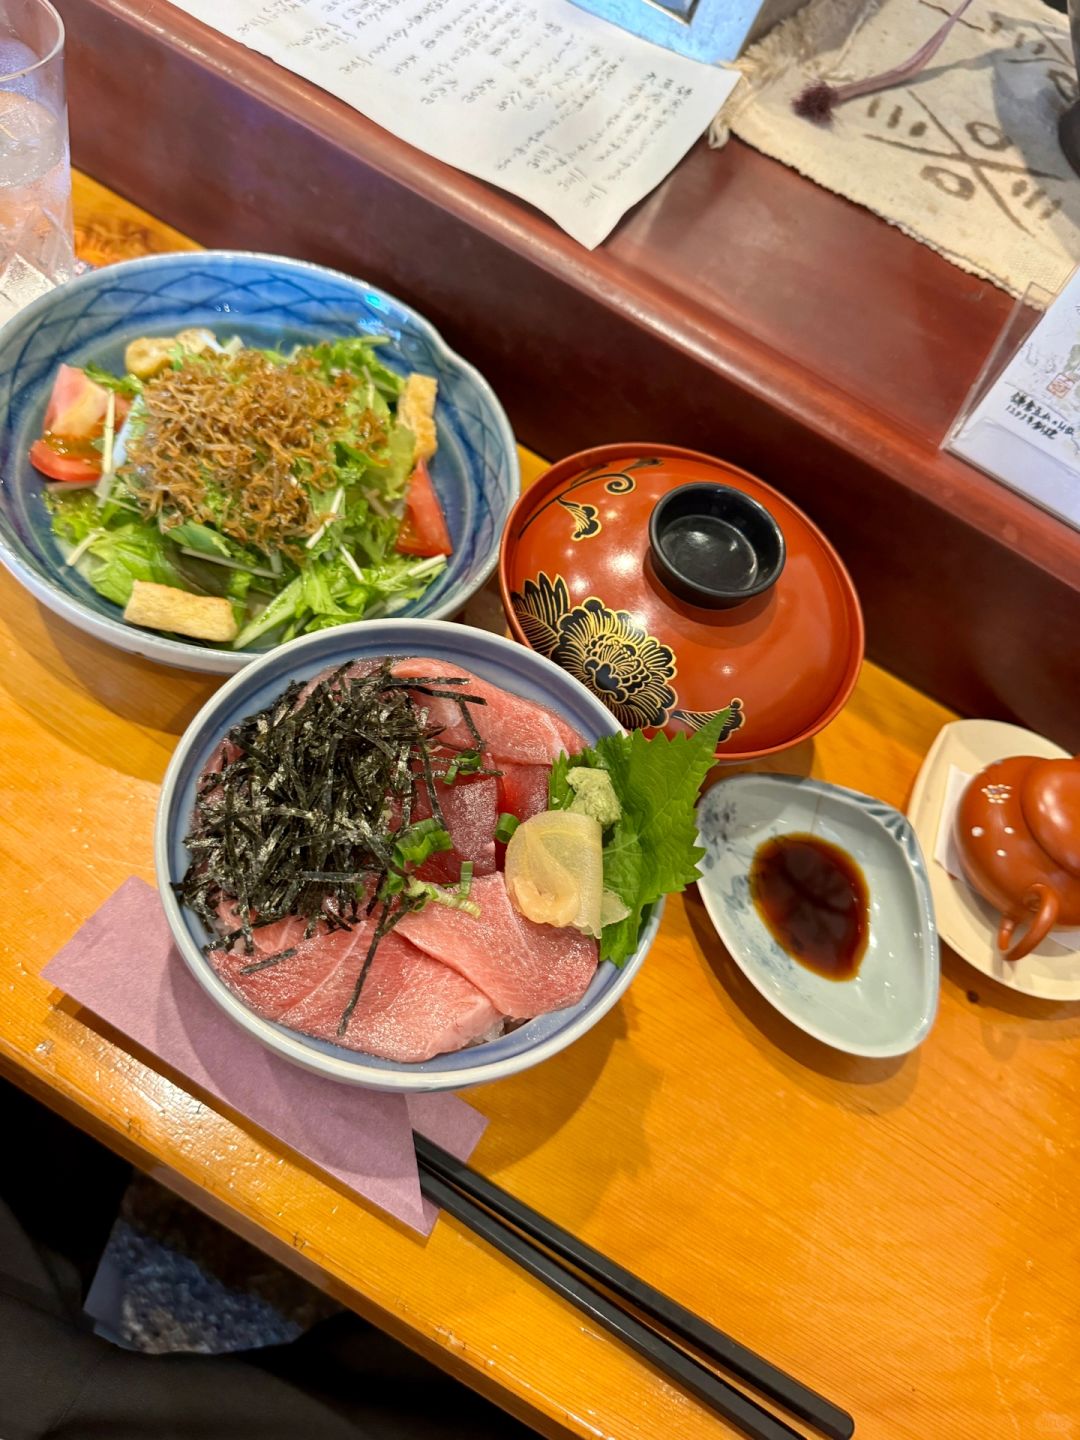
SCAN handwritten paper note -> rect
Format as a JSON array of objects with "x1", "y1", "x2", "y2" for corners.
[
  {"x1": 166, "y1": 0, "x2": 738, "y2": 247},
  {"x1": 948, "y1": 268, "x2": 1080, "y2": 532}
]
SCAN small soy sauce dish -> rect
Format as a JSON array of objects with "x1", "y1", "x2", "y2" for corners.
[{"x1": 695, "y1": 773, "x2": 939, "y2": 1059}]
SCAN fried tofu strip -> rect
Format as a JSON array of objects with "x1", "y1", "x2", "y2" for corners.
[
  {"x1": 124, "y1": 580, "x2": 238, "y2": 642},
  {"x1": 399, "y1": 374, "x2": 438, "y2": 463}
]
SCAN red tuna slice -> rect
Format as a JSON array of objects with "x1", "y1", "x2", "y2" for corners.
[
  {"x1": 279, "y1": 927, "x2": 503, "y2": 1062},
  {"x1": 395, "y1": 872, "x2": 598, "y2": 1018},
  {"x1": 202, "y1": 737, "x2": 242, "y2": 775},
  {"x1": 207, "y1": 912, "x2": 339, "y2": 1021},
  {"x1": 411, "y1": 774, "x2": 497, "y2": 883},
  {"x1": 194, "y1": 737, "x2": 244, "y2": 813},
  {"x1": 497, "y1": 763, "x2": 552, "y2": 823},
  {"x1": 295, "y1": 656, "x2": 383, "y2": 707},
  {"x1": 214, "y1": 896, "x2": 311, "y2": 948},
  {"x1": 391, "y1": 657, "x2": 584, "y2": 766}
]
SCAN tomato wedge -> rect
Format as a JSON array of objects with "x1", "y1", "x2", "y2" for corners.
[
  {"x1": 395, "y1": 460, "x2": 453, "y2": 557},
  {"x1": 29, "y1": 364, "x2": 130, "y2": 482},
  {"x1": 43, "y1": 363, "x2": 112, "y2": 439},
  {"x1": 28, "y1": 438, "x2": 102, "y2": 483}
]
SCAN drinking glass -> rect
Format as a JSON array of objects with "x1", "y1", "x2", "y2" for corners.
[{"x1": 0, "y1": 0, "x2": 74, "y2": 322}]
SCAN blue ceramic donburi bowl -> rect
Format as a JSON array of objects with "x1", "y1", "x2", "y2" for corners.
[
  {"x1": 0, "y1": 253, "x2": 518, "y2": 673},
  {"x1": 155, "y1": 619, "x2": 662, "y2": 1091}
]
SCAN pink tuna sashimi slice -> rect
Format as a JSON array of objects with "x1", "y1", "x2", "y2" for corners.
[
  {"x1": 395, "y1": 872, "x2": 598, "y2": 1018},
  {"x1": 209, "y1": 930, "x2": 343, "y2": 1021},
  {"x1": 207, "y1": 908, "x2": 337, "y2": 1021},
  {"x1": 497, "y1": 763, "x2": 552, "y2": 824},
  {"x1": 391, "y1": 658, "x2": 584, "y2": 766},
  {"x1": 279, "y1": 927, "x2": 503, "y2": 1062},
  {"x1": 411, "y1": 774, "x2": 497, "y2": 883}
]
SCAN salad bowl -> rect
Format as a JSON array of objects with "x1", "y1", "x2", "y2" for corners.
[
  {"x1": 0, "y1": 253, "x2": 519, "y2": 673},
  {"x1": 155, "y1": 618, "x2": 663, "y2": 1091}
]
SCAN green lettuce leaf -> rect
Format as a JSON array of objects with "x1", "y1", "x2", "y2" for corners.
[
  {"x1": 362, "y1": 423, "x2": 416, "y2": 502},
  {"x1": 232, "y1": 575, "x2": 305, "y2": 650},
  {"x1": 46, "y1": 489, "x2": 101, "y2": 546},
  {"x1": 167, "y1": 520, "x2": 235, "y2": 558},
  {"x1": 309, "y1": 336, "x2": 403, "y2": 400},
  {"x1": 300, "y1": 555, "x2": 346, "y2": 617},
  {"x1": 83, "y1": 524, "x2": 186, "y2": 607},
  {"x1": 225, "y1": 569, "x2": 252, "y2": 625}
]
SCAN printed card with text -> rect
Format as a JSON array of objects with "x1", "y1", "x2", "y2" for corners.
[{"x1": 948, "y1": 268, "x2": 1080, "y2": 531}]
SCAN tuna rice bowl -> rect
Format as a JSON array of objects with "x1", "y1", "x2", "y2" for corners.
[{"x1": 170, "y1": 648, "x2": 729, "y2": 1070}]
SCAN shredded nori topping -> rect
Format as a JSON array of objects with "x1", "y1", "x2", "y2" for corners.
[{"x1": 177, "y1": 657, "x2": 499, "y2": 1034}]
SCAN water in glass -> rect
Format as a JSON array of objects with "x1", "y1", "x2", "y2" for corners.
[{"x1": 0, "y1": 9, "x2": 75, "y2": 322}]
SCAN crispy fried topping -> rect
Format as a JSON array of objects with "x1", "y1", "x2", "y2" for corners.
[{"x1": 122, "y1": 350, "x2": 385, "y2": 556}]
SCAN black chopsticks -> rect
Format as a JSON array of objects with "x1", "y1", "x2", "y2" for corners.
[{"x1": 415, "y1": 1136, "x2": 854, "y2": 1440}]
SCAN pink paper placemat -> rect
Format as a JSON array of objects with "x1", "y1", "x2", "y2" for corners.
[{"x1": 42, "y1": 877, "x2": 486, "y2": 1234}]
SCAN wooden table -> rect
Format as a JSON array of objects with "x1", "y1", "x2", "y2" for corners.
[{"x1": 2, "y1": 176, "x2": 1078, "y2": 1440}]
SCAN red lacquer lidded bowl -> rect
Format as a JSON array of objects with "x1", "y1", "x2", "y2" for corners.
[{"x1": 498, "y1": 444, "x2": 864, "y2": 762}]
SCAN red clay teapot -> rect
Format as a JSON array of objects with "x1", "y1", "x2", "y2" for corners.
[{"x1": 955, "y1": 754, "x2": 1080, "y2": 960}]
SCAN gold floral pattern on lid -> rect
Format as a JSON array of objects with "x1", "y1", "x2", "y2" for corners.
[
  {"x1": 671, "y1": 703, "x2": 745, "y2": 744},
  {"x1": 552, "y1": 598, "x2": 677, "y2": 730},
  {"x1": 515, "y1": 458, "x2": 655, "y2": 541},
  {"x1": 511, "y1": 571, "x2": 570, "y2": 655},
  {"x1": 511, "y1": 571, "x2": 685, "y2": 731},
  {"x1": 557, "y1": 498, "x2": 601, "y2": 540}
]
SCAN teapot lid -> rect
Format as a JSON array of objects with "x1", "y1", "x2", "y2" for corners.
[
  {"x1": 499, "y1": 445, "x2": 864, "y2": 760},
  {"x1": 1022, "y1": 757, "x2": 1080, "y2": 876}
]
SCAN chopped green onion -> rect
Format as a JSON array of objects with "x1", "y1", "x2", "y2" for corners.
[
  {"x1": 494, "y1": 813, "x2": 520, "y2": 844},
  {"x1": 437, "y1": 749, "x2": 484, "y2": 787},
  {"x1": 397, "y1": 817, "x2": 453, "y2": 865},
  {"x1": 380, "y1": 818, "x2": 454, "y2": 897},
  {"x1": 404, "y1": 874, "x2": 482, "y2": 919}
]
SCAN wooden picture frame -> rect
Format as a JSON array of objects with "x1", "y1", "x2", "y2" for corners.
[{"x1": 570, "y1": 0, "x2": 768, "y2": 63}]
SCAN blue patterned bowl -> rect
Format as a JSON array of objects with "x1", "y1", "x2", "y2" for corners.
[
  {"x1": 155, "y1": 619, "x2": 662, "y2": 1091},
  {"x1": 0, "y1": 253, "x2": 518, "y2": 673}
]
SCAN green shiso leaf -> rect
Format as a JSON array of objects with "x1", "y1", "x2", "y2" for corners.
[{"x1": 549, "y1": 712, "x2": 729, "y2": 966}]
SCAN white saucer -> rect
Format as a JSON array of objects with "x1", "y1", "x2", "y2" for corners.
[{"x1": 907, "y1": 719, "x2": 1080, "y2": 1001}]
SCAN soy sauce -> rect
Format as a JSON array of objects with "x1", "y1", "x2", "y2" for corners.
[{"x1": 749, "y1": 833, "x2": 869, "y2": 980}]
